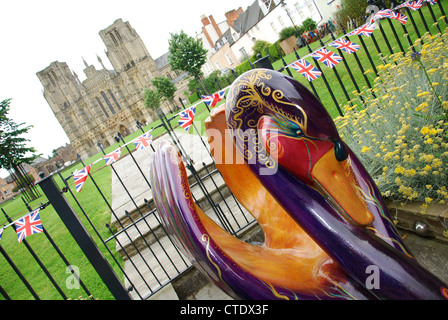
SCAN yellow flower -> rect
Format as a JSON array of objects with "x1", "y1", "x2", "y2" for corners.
[
  {"x1": 417, "y1": 91, "x2": 430, "y2": 97},
  {"x1": 420, "y1": 126, "x2": 430, "y2": 135},
  {"x1": 361, "y1": 146, "x2": 372, "y2": 153},
  {"x1": 395, "y1": 166, "x2": 405, "y2": 174}
]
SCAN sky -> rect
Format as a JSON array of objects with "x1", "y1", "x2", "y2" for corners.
[{"x1": 0, "y1": 0, "x2": 255, "y2": 177}]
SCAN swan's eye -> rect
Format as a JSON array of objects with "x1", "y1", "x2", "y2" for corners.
[{"x1": 333, "y1": 140, "x2": 348, "y2": 162}]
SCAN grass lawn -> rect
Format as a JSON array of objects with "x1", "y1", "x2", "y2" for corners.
[{"x1": 0, "y1": 2, "x2": 446, "y2": 300}]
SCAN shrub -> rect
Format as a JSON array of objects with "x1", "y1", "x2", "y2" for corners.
[
  {"x1": 279, "y1": 27, "x2": 299, "y2": 42},
  {"x1": 334, "y1": 31, "x2": 448, "y2": 212},
  {"x1": 252, "y1": 40, "x2": 271, "y2": 57}
]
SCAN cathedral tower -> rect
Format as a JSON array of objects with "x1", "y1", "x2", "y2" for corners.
[{"x1": 100, "y1": 19, "x2": 153, "y2": 73}]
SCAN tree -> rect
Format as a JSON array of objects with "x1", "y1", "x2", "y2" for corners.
[
  {"x1": 143, "y1": 89, "x2": 161, "y2": 110},
  {"x1": 334, "y1": 0, "x2": 369, "y2": 28},
  {"x1": 0, "y1": 98, "x2": 40, "y2": 200},
  {"x1": 302, "y1": 18, "x2": 317, "y2": 32},
  {"x1": 168, "y1": 30, "x2": 207, "y2": 80},
  {"x1": 152, "y1": 76, "x2": 177, "y2": 110}
]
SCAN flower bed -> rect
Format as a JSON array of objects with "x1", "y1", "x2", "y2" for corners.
[{"x1": 334, "y1": 30, "x2": 448, "y2": 239}]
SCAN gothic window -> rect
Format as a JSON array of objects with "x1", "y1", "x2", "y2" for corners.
[
  {"x1": 96, "y1": 97, "x2": 109, "y2": 118},
  {"x1": 166, "y1": 72, "x2": 172, "y2": 80},
  {"x1": 115, "y1": 30, "x2": 122, "y2": 43},
  {"x1": 101, "y1": 91, "x2": 116, "y2": 114},
  {"x1": 108, "y1": 90, "x2": 122, "y2": 110},
  {"x1": 51, "y1": 71, "x2": 58, "y2": 81},
  {"x1": 48, "y1": 73, "x2": 56, "y2": 86},
  {"x1": 110, "y1": 33, "x2": 118, "y2": 46}
]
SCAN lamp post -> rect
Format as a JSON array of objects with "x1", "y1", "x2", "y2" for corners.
[{"x1": 281, "y1": 1, "x2": 301, "y2": 34}]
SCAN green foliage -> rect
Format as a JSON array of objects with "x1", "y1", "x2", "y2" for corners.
[
  {"x1": 252, "y1": 40, "x2": 271, "y2": 57},
  {"x1": 168, "y1": 30, "x2": 207, "y2": 80},
  {"x1": 152, "y1": 76, "x2": 176, "y2": 103},
  {"x1": 187, "y1": 92, "x2": 200, "y2": 104},
  {"x1": 302, "y1": 18, "x2": 317, "y2": 32},
  {"x1": 187, "y1": 78, "x2": 199, "y2": 94},
  {"x1": 334, "y1": 0, "x2": 369, "y2": 28},
  {"x1": 143, "y1": 89, "x2": 161, "y2": 110},
  {"x1": 0, "y1": 99, "x2": 39, "y2": 170},
  {"x1": 279, "y1": 26, "x2": 299, "y2": 42}
]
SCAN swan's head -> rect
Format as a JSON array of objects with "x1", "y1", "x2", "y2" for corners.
[{"x1": 225, "y1": 68, "x2": 373, "y2": 226}]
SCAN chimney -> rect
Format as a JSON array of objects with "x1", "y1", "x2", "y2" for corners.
[
  {"x1": 225, "y1": 8, "x2": 243, "y2": 27},
  {"x1": 209, "y1": 15, "x2": 223, "y2": 38},
  {"x1": 201, "y1": 14, "x2": 211, "y2": 26}
]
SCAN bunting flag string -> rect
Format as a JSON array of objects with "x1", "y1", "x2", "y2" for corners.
[
  {"x1": 201, "y1": 89, "x2": 226, "y2": 108},
  {"x1": 286, "y1": 0, "x2": 437, "y2": 81},
  {"x1": 71, "y1": 0, "x2": 437, "y2": 190},
  {"x1": 178, "y1": 106, "x2": 196, "y2": 132},
  {"x1": 133, "y1": 132, "x2": 153, "y2": 151},
  {"x1": 348, "y1": 22, "x2": 377, "y2": 37},
  {"x1": 311, "y1": 48, "x2": 343, "y2": 68},
  {"x1": 329, "y1": 39, "x2": 360, "y2": 54},
  {"x1": 15, "y1": 209, "x2": 43, "y2": 243},
  {"x1": 396, "y1": 0, "x2": 424, "y2": 10},
  {"x1": 103, "y1": 147, "x2": 122, "y2": 166},
  {"x1": 290, "y1": 59, "x2": 322, "y2": 81}
]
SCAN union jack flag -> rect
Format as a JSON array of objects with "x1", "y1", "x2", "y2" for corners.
[
  {"x1": 290, "y1": 59, "x2": 322, "y2": 82},
  {"x1": 15, "y1": 209, "x2": 43, "y2": 243},
  {"x1": 311, "y1": 48, "x2": 343, "y2": 69},
  {"x1": 391, "y1": 11, "x2": 408, "y2": 24},
  {"x1": 371, "y1": 9, "x2": 394, "y2": 22},
  {"x1": 424, "y1": 0, "x2": 437, "y2": 4},
  {"x1": 329, "y1": 39, "x2": 360, "y2": 54},
  {"x1": 178, "y1": 106, "x2": 196, "y2": 132},
  {"x1": 73, "y1": 164, "x2": 91, "y2": 192},
  {"x1": 103, "y1": 148, "x2": 122, "y2": 166},
  {"x1": 201, "y1": 89, "x2": 226, "y2": 108},
  {"x1": 0, "y1": 228, "x2": 3, "y2": 241},
  {"x1": 396, "y1": 0, "x2": 423, "y2": 10},
  {"x1": 133, "y1": 133, "x2": 153, "y2": 151},
  {"x1": 348, "y1": 23, "x2": 376, "y2": 37}
]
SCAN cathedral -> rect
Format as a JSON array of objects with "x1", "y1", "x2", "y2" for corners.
[{"x1": 37, "y1": 19, "x2": 190, "y2": 159}]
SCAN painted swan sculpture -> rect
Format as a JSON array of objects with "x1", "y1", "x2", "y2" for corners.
[{"x1": 149, "y1": 69, "x2": 448, "y2": 300}]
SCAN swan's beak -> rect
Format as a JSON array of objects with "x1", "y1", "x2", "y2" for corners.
[{"x1": 311, "y1": 147, "x2": 374, "y2": 226}]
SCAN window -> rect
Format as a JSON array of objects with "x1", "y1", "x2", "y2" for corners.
[
  {"x1": 96, "y1": 97, "x2": 109, "y2": 118},
  {"x1": 278, "y1": 16, "x2": 285, "y2": 28},
  {"x1": 48, "y1": 73, "x2": 55, "y2": 86},
  {"x1": 239, "y1": 47, "x2": 248, "y2": 60},
  {"x1": 115, "y1": 30, "x2": 122, "y2": 43},
  {"x1": 225, "y1": 53, "x2": 234, "y2": 65},
  {"x1": 308, "y1": 3, "x2": 316, "y2": 14},
  {"x1": 110, "y1": 33, "x2": 118, "y2": 46},
  {"x1": 101, "y1": 91, "x2": 115, "y2": 114},
  {"x1": 270, "y1": 22, "x2": 278, "y2": 33},
  {"x1": 215, "y1": 62, "x2": 222, "y2": 70},
  {"x1": 108, "y1": 90, "x2": 122, "y2": 110}
]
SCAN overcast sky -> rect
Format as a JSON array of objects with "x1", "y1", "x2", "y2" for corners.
[{"x1": 0, "y1": 0, "x2": 255, "y2": 177}]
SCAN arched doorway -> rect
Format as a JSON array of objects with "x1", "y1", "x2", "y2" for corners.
[{"x1": 119, "y1": 124, "x2": 131, "y2": 137}]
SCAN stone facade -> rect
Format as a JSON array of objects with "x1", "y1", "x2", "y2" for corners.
[{"x1": 37, "y1": 19, "x2": 190, "y2": 159}]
